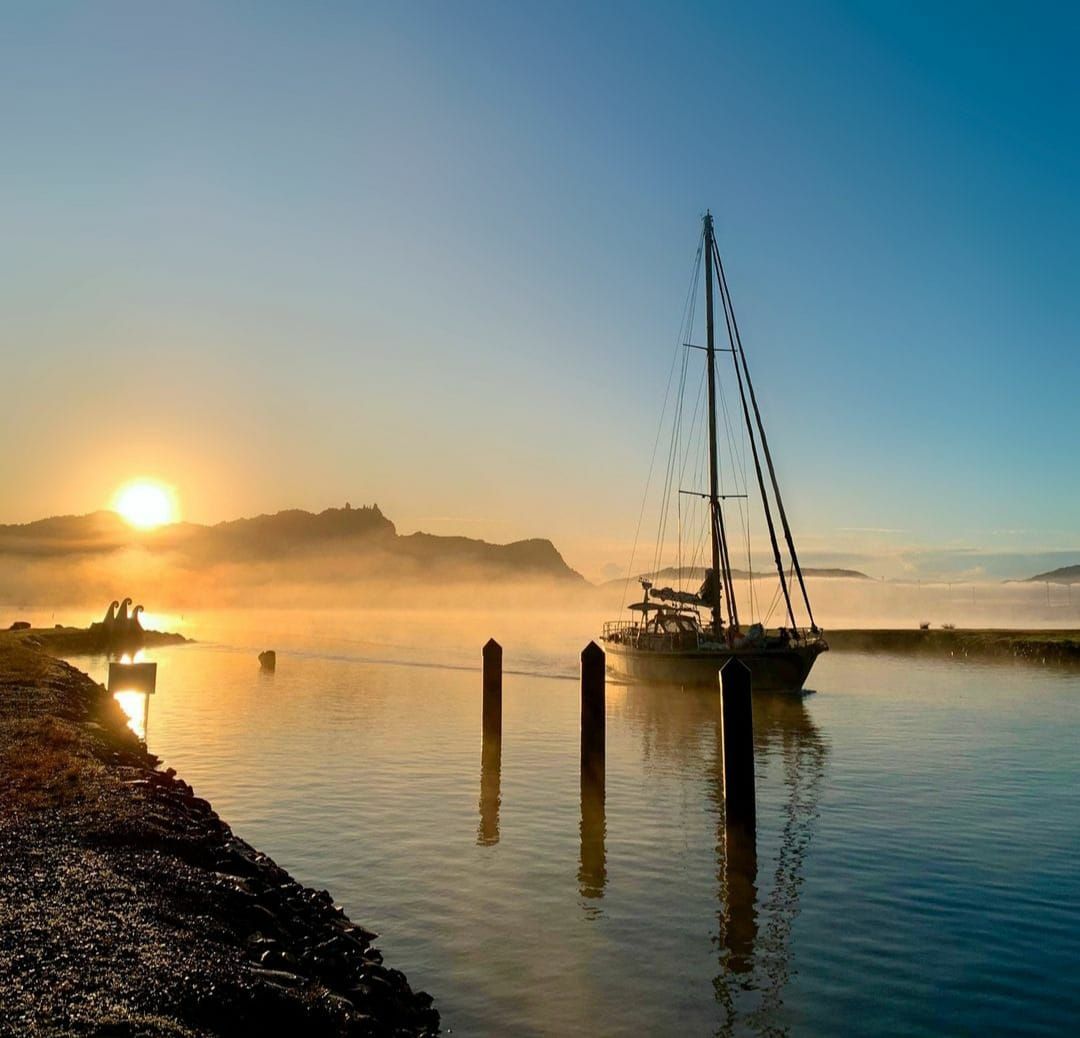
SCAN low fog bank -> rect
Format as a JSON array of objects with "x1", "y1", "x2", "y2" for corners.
[
  {"x1": 0, "y1": 547, "x2": 593, "y2": 612},
  {"x1": 3, "y1": 547, "x2": 1078, "y2": 636}
]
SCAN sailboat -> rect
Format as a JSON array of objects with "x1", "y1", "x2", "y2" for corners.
[{"x1": 601, "y1": 212, "x2": 827, "y2": 691}]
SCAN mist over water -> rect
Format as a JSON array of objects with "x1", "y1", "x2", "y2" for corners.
[{"x1": 6, "y1": 566, "x2": 1078, "y2": 649}]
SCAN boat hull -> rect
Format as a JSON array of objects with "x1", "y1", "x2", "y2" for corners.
[{"x1": 602, "y1": 639, "x2": 826, "y2": 692}]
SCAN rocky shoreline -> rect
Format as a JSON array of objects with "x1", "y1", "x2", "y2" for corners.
[{"x1": 0, "y1": 633, "x2": 439, "y2": 1037}]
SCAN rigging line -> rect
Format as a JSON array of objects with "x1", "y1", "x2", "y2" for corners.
[
  {"x1": 678, "y1": 284, "x2": 702, "y2": 589},
  {"x1": 677, "y1": 367, "x2": 708, "y2": 498},
  {"x1": 763, "y1": 576, "x2": 783, "y2": 627},
  {"x1": 623, "y1": 238, "x2": 702, "y2": 608},
  {"x1": 715, "y1": 355, "x2": 755, "y2": 619},
  {"x1": 676, "y1": 368, "x2": 707, "y2": 591},
  {"x1": 713, "y1": 240, "x2": 817, "y2": 631},
  {"x1": 712, "y1": 237, "x2": 797, "y2": 630},
  {"x1": 746, "y1": 508, "x2": 756, "y2": 623},
  {"x1": 716, "y1": 328, "x2": 760, "y2": 626},
  {"x1": 720, "y1": 381, "x2": 756, "y2": 622},
  {"x1": 676, "y1": 465, "x2": 682, "y2": 588},
  {"x1": 677, "y1": 490, "x2": 708, "y2": 588},
  {"x1": 652, "y1": 241, "x2": 701, "y2": 582},
  {"x1": 653, "y1": 331, "x2": 691, "y2": 580},
  {"x1": 712, "y1": 360, "x2": 741, "y2": 628}
]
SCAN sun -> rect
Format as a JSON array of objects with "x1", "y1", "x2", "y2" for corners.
[{"x1": 112, "y1": 480, "x2": 179, "y2": 529}]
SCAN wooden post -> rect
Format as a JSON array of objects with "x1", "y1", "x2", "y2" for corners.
[
  {"x1": 482, "y1": 638, "x2": 502, "y2": 742},
  {"x1": 478, "y1": 638, "x2": 503, "y2": 846},
  {"x1": 580, "y1": 641, "x2": 605, "y2": 766},
  {"x1": 579, "y1": 641, "x2": 606, "y2": 900},
  {"x1": 720, "y1": 658, "x2": 756, "y2": 830}
]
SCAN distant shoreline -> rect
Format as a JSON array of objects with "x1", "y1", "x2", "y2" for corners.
[
  {"x1": 827, "y1": 628, "x2": 1080, "y2": 665},
  {"x1": 8, "y1": 624, "x2": 191, "y2": 656}
]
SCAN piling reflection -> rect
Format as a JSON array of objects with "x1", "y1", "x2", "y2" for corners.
[
  {"x1": 621, "y1": 684, "x2": 827, "y2": 1035},
  {"x1": 578, "y1": 752, "x2": 606, "y2": 905},
  {"x1": 477, "y1": 729, "x2": 501, "y2": 846},
  {"x1": 720, "y1": 819, "x2": 757, "y2": 975}
]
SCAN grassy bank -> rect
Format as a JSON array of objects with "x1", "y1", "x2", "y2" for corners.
[{"x1": 0, "y1": 632, "x2": 439, "y2": 1037}]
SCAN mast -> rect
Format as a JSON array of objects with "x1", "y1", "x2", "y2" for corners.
[{"x1": 703, "y1": 213, "x2": 737, "y2": 637}]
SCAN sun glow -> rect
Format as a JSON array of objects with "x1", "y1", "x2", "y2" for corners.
[{"x1": 113, "y1": 480, "x2": 179, "y2": 529}]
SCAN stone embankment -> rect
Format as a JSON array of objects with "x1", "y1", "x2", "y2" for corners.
[{"x1": 0, "y1": 633, "x2": 439, "y2": 1037}]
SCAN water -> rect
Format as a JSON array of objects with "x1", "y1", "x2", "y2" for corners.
[{"x1": 61, "y1": 611, "x2": 1080, "y2": 1036}]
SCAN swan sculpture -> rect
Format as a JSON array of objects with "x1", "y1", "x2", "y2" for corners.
[
  {"x1": 90, "y1": 596, "x2": 149, "y2": 645},
  {"x1": 89, "y1": 599, "x2": 120, "y2": 641}
]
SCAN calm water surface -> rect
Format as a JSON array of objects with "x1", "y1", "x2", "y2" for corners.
[{"x1": 64, "y1": 610, "x2": 1080, "y2": 1036}]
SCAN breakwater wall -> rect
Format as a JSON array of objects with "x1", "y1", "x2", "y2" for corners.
[{"x1": 827, "y1": 628, "x2": 1080, "y2": 665}]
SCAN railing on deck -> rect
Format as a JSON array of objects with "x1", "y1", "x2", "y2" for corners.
[{"x1": 602, "y1": 621, "x2": 825, "y2": 649}]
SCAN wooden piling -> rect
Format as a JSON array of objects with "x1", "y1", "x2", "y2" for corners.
[
  {"x1": 580, "y1": 641, "x2": 605, "y2": 768},
  {"x1": 482, "y1": 638, "x2": 502, "y2": 741},
  {"x1": 720, "y1": 658, "x2": 756, "y2": 830},
  {"x1": 478, "y1": 638, "x2": 504, "y2": 846},
  {"x1": 579, "y1": 641, "x2": 606, "y2": 900}
]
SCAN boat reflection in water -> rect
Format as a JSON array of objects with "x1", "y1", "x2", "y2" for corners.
[{"x1": 621, "y1": 682, "x2": 827, "y2": 1034}]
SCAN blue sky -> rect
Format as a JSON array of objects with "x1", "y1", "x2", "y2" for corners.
[{"x1": 1, "y1": 1, "x2": 1077, "y2": 579}]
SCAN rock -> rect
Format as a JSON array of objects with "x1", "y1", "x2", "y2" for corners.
[
  {"x1": 259, "y1": 650, "x2": 276, "y2": 671},
  {"x1": 247, "y1": 966, "x2": 306, "y2": 988},
  {"x1": 8, "y1": 621, "x2": 31, "y2": 630}
]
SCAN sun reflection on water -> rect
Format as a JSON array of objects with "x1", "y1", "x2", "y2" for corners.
[{"x1": 113, "y1": 690, "x2": 148, "y2": 739}]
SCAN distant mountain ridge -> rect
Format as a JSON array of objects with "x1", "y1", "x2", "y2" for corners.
[
  {"x1": 601, "y1": 564, "x2": 872, "y2": 589},
  {"x1": 1025, "y1": 564, "x2": 1080, "y2": 585},
  {"x1": 0, "y1": 505, "x2": 585, "y2": 584}
]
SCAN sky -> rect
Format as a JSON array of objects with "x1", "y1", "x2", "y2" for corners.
[{"x1": 2, "y1": 1, "x2": 1077, "y2": 581}]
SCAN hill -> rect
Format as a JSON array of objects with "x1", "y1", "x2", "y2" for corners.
[
  {"x1": 601, "y1": 564, "x2": 871, "y2": 589},
  {"x1": 1026, "y1": 564, "x2": 1080, "y2": 585},
  {"x1": 0, "y1": 504, "x2": 585, "y2": 585}
]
